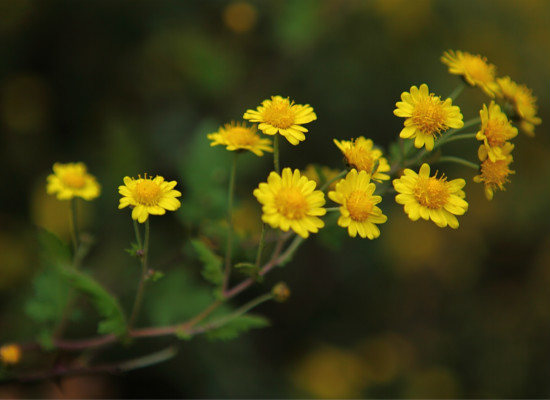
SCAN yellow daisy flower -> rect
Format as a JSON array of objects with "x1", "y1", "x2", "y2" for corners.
[
  {"x1": 253, "y1": 168, "x2": 326, "y2": 238},
  {"x1": 243, "y1": 95, "x2": 317, "y2": 145},
  {"x1": 118, "y1": 174, "x2": 182, "y2": 223},
  {"x1": 0, "y1": 344, "x2": 21, "y2": 365},
  {"x1": 333, "y1": 137, "x2": 391, "y2": 182},
  {"x1": 393, "y1": 84, "x2": 464, "y2": 151},
  {"x1": 328, "y1": 169, "x2": 387, "y2": 239},
  {"x1": 476, "y1": 101, "x2": 518, "y2": 162},
  {"x1": 393, "y1": 163, "x2": 468, "y2": 229},
  {"x1": 496, "y1": 76, "x2": 542, "y2": 137},
  {"x1": 441, "y1": 50, "x2": 499, "y2": 97},
  {"x1": 46, "y1": 162, "x2": 101, "y2": 201},
  {"x1": 474, "y1": 142, "x2": 515, "y2": 201},
  {"x1": 207, "y1": 121, "x2": 273, "y2": 156}
]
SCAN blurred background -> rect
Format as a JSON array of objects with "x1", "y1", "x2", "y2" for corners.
[{"x1": 1, "y1": 0, "x2": 549, "y2": 398}]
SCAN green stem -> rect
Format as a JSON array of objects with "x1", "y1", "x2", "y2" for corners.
[
  {"x1": 277, "y1": 234, "x2": 304, "y2": 266},
  {"x1": 255, "y1": 224, "x2": 266, "y2": 268},
  {"x1": 435, "y1": 132, "x2": 478, "y2": 148},
  {"x1": 325, "y1": 207, "x2": 341, "y2": 212},
  {"x1": 69, "y1": 198, "x2": 80, "y2": 258},
  {"x1": 273, "y1": 134, "x2": 280, "y2": 174},
  {"x1": 448, "y1": 81, "x2": 467, "y2": 101},
  {"x1": 222, "y1": 153, "x2": 238, "y2": 294},
  {"x1": 437, "y1": 156, "x2": 479, "y2": 170},
  {"x1": 128, "y1": 219, "x2": 150, "y2": 329},
  {"x1": 133, "y1": 219, "x2": 143, "y2": 250},
  {"x1": 320, "y1": 169, "x2": 347, "y2": 192}
]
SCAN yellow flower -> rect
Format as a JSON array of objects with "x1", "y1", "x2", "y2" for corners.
[
  {"x1": 243, "y1": 95, "x2": 317, "y2": 145},
  {"x1": 328, "y1": 169, "x2": 387, "y2": 239},
  {"x1": 46, "y1": 162, "x2": 101, "y2": 201},
  {"x1": 496, "y1": 76, "x2": 542, "y2": 137},
  {"x1": 333, "y1": 137, "x2": 391, "y2": 182},
  {"x1": 476, "y1": 101, "x2": 518, "y2": 162},
  {"x1": 207, "y1": 121, "x2": 273, "y2": 156},
  {"x1": 441, "y1": 50, "x2": 499, "y2": 97},
  {"x1": 118, "y1": 174, "x2": 182, "y2": 223},
  {"x1": 393, "y1": 163, "x2": 468, "y2": 229},
  {"x1": 253, "y1": 168, "x2": 326, "y2": 238},
  {"x1": 0, "y1": 344, "x2": 21, "y2": 365},
  {"x1": 474, "y1": 142, "x2": 515, "y2": 201},
  {"x1": 394, "y1": 84, "x2": 464, "y2": 151}
]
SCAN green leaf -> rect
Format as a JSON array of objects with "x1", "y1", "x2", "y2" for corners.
[
  {"x1": 205, "y1": 314, "x2": 270, "y2": 342},
  {"x1": 25, "y1": 229, "x2": 72, "y2": 347},
  {"x1": 57, "y1": 266, "x2": 127, "y2": 337},
  {"x1": 191, "y1": 239, "x2": 224, "y2": 286}
]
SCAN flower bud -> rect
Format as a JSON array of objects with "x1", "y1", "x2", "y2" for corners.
[{"x1": 272, "y1": 282, "x2": 290, "y2": 303}]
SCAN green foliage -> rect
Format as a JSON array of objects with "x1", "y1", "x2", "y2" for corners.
[
  {"x1": 191, "y1": 239, "x2": 224, "y2": 286},
  {"x1": 56, "y1": 266, "x2": 127, "y2": 337},
  {"x1": 24, "y1": 229, "x2": 72, "y2": 348},
  {"x1": 205, "y1": 314, "x2": 270, "y2": 342}
]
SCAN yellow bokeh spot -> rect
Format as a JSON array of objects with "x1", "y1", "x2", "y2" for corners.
[{"x1": 223, "y1": 1, "x2": 258, "y2": 33}]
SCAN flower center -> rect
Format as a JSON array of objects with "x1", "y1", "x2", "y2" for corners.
[
  {"x1": 346, "y1": 190, "x2": 373, "y2": 221},
  {"x1": 275, "y1": 187, "x2": 308, "y2": 219},
  {"x1": 62, "y1": 171, "x2": 86, "y2": 189},
  {"x1": 412, "y1": 97, "x2": 447, "y2": 135},
  {"x1": 413, "y1": 175, "x2": 450, "y2": 209},
  {"x1": 464, "y1": 55, "x2": 493, "y2": 83},
  {"x1": 345, "y1": 147, "x2": 374, "y2": 173},
  {"x1": 484, "y1": 120, "x2": 509, "y2": 147},
  {"x1": 480, "y1": 159, "x2": 512, "y2": 185},
  {"x1": 225, "y1": 126, "x2": 259, "y2": 147},
  {"x1": 262, "y1": 99, "x2": 295, "y2": 129},
  {"x1": 134, "y1": 179, "x2": 162, "y2": 206}
]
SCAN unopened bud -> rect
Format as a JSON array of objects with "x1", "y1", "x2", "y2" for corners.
[
  {"x1": 0, "y1": 344, "x2": 21, "y2": 365},
  {"x1": 272, "y1": 282, "x2": 290, "y2": 303}
]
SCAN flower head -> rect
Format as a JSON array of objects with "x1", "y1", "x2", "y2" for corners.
[
  {"x1": 496, "y1": 76, "x2": 542, "y2": 137},
  {"x1": 0, "y1": 344, "x2": 21, "y2": 365},
  {"x1": 118, "y1": 174, "x2": 182, "y2": 223},
  {"x1": 394, "y1": 84, "x2": 464, "y2": 151},
  {"x1": 207, "y1": 121, "x2": 273, "y2": 156},
  {"x1": 474, "y1": 142, "x2": 515, "y2": 200},
  {"x1": 328, "y1": 169, "x2": 387, "y2": 239},
  {"x1": 393, "y1": 163, "x2": 468, "y2": 229},
  {"x1": 476, "y1": 101, "x2": 518, "y2": 162},
  {"x1": 47, "y1": 162, "x2": 101, "y2": 201},
  {"x1": 243, "y1": 96, "x2": 317, "y2": 145},
  {"x1": 441, "y1": 50, "x2": 499, "y2": 97},
  {"x1": 333, "y1": 137, "x2": 391, "y2": 182},
  {"x1": 253, "y1": 168, "x2": 326, "y2": 238}
]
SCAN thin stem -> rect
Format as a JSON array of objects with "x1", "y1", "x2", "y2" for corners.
[
  {"x1": 436, "y1": 132, "x2": 478, "y2": 147},
  {"x1": 128, "y1": 219, "x2": 150, "y2": 330},
  {"x1": 276, "y1": 234, "x2": 304, "y2": 266},
  {"x1": 133, "y1": 219, "x2": 143, "y2": 250},
  {"x1": 320, "y1": 169, "x2": 347, "y2": 192},
  {"x1": 437, "y1": 156, "x2": 479, "y2": 170},
  {"x1": 69, "y1": 198, "x2": 79, "y2": 258},
  {"x1": 255, "y1": 224, "x2": 266, "y2": 268},
  {"x1": 448, "y1": 81, "x2": 467, "y2": 101},
  {"x1": 222, "y1": 153, "x2": 238, "y2": 294},
  {"x1": 273, "y1": 134, "x2": 280, "y2": 174},
  {"x1": 324, "y1": 207, "x2": 341, "y2": 212}
]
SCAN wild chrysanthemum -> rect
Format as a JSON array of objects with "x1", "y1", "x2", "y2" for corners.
[
  {"x1": 474, "y1": 142, "x2": 515, "y2": 200},
  {"x1": 496, "y1": 76, "x2": 542, "y2": 137},
  {"x1": 441, "y1": 50, "x2": 499, "y2": 97},
  {"x1": 118, "y1": 174, "x2": 182, "y2": 223},
  {"x1": 243, "y1": 96, "x2": 317, "y2": 145},
  {"x1": 46, "y1": 162, "x2": 101, "y2": 201},
  {"x1": 333, "y1": 137, "x2": 391, "y2": 182},
  {"x1": 476, "y1": 101, "x2": 518, "y2": 162},
  {"x1": 393, "y1": 163, "x2": 468, "y2": 229},
  {"x1": 0, "y1": 344, "x2": 21, "y2": 365},
  {"x1": 328, "y1": 169, "x2": 387, "y2": 239},
  {"x1": 394, "y1": 84, "x2": 464, "y2": 151},
  {"x1": 253, "y1": 168, "x2": 326, "y2": 238},
  {"x1": 207, "y1": 121, "x2": 273, "y2": 156}
]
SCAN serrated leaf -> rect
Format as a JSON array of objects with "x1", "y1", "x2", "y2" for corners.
[
  {"x1": 191, "y1": 239, "x2": 224, "y2": 286},
  {"x1": 205, "y1": 314, "x2": 270, "y2": 342},
  {"x1": 57, "y1": 266, "x2": 127, "y2": 337}
]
